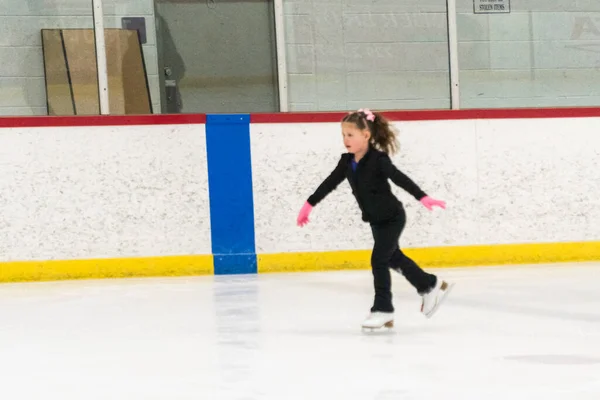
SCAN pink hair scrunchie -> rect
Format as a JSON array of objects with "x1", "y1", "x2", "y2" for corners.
[{"x1": 358, "y1": 108, "x2": 376, "y2": 122}]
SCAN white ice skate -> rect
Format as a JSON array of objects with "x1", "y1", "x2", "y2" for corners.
[
  {"x1": 361, "y1": 311, "x2": 394, "y2": 331},
  {"x1": 421, "y1": 279, "x2": 454, "y2": 318}
]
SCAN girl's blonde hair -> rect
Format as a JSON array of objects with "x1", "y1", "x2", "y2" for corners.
[{"x1": 342, "y1": 109, "x2": 399, "y2": 155}]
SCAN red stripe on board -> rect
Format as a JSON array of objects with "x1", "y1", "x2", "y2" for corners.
[
  {"x1": 0, "y1": 113, "x2": 206, "y2": 128},
  {"x1": 250, "y1": 107, "x2": 600, "y2": 123},
  {"x1": 2, "y1": 107, "x2": 600, "y2": 128}
]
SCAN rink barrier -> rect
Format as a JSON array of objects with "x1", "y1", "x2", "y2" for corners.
[
  {"x1": 206, "y1": 114, "x2": 257, "y2": 275},
  {"x1": 1, "y1": 107, "x2": 600, "y2": 282},
  {"x1": 1, "y1": 241, "x2": 598, "y2": 282},
  {"x1": 0, "y1": 255, "x2": 213, "y2": 283},
  {"x1": 257, "y1": 242, "x2": 600, "y2": 273}
]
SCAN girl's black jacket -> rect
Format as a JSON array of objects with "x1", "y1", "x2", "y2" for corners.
[{"x1": 306, "y1": 146, "x2": 427, "y2": 224}]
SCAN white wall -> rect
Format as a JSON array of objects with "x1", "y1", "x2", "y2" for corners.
[
  {"x1": 283, "y1": 0, "x2": 600, "y2": 111},
  {"x1": 0, "y1": 124, "x2": 211, "y2": 261},
  {"x1": 251, "y1": 117, "x2": 600, "y2": 254},
  {"x1": 283, "y1": 0, "x2": 451, "y2": 111},
  {"x1": 457, "y1": 1, "x2": 600, "y2": 108},
  {"x1": 4, "y1": 0, "x2": 600, "y2": 116},
  {"x1": 0, "y1": 0, "x2": 159, "y2": 116}
]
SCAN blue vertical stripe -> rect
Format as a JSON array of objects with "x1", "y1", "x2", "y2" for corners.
[{"x1": 205, "y1": 114, "x2": 257, "y2": 275}]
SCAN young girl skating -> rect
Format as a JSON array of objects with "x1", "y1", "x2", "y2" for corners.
[{"x1": 296, "y1": 109, "x2": 453, "y2": 330}]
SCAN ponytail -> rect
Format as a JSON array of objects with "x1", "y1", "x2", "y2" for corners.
[{"x1": 342, "y1": 109, "x2": 399, "y2": 155}]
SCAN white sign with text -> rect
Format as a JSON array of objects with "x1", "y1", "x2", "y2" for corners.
[{"x1": 474, "y1": 0, "x2": 510, "y2": 14}]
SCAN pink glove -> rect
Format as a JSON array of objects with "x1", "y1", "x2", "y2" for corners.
[
  {"x1": 297, "y1": 202, "x2": 313, "y2": 227},
  {"x1": 420, "y1": 196, "x2": 446, "y2": 211}
]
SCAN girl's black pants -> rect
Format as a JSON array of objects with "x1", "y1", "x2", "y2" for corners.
[{"x1": 369, "y1": 207, "x2": 437, "y2": 313}]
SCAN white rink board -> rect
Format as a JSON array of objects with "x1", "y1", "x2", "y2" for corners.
[
  {"x1": 250, "y1": 118, "x2": 600, "y2": 254},
  {"x1": 0, "y1": 124, "x2": 211, "y2": 261},
  {"x1": 474, "y1": 118, "x2": 600, "y2": 244}
]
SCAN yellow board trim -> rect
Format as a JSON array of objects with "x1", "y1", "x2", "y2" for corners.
[
  {"x1": 257, "y1": 241, "x2": 600, "y2": 273},
  {"x1": 0, "y1": 255, "x2": 213, "y2": 283},
  {"x1": 0, "y1": 241, "x2": 598, "y2": 283}
]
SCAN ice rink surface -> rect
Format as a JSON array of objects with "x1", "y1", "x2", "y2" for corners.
[{"x1": 1, "y1": 263, "x2": 599, "y2": 400}]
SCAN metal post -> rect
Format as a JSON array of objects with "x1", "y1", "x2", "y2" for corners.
[
  {"x1": 92, "y1": 0, "x2": 110, "y2": 114},
  {"x1": 273, "y1": 0, "x2": 289, "y2": 112},
  {"x1": 446, "y1": 0, "x2": 460, "y2": 109}
]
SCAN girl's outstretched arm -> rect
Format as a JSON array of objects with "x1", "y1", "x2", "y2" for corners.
[
  {"x1": 298, "y1": 155, "x2": 347, "y2": 227},
  {"x1": 378, "y1": 154, "x2": 427, "y2": 200},
  {"x1": 379, "y1": 154, "x2": 446, "y2": 210},
  {"x1": 306, "y1": 154, "x2": 347, "y2": 206}
]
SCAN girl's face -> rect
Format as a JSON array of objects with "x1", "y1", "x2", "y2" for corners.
[{"x1": 341, "y1": 121, "x2": 370, "y2": 155}]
